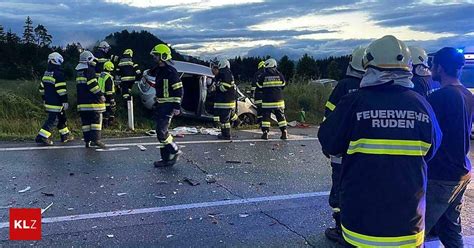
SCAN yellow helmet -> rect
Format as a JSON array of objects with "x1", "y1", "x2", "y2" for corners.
[
  {"x1": 409, "y1": 46, "x2": 429, "y2": 68},
  {"x1": 363, "y1": 35, "x2": 412, "y2": 71},
  {"x1": 103, "y1": 61, "x2": 115, "y2": 72},
  {"x1": 123, "y1": 49, "x2": 133, "y2": 57},
  {"x1": 258, "y1": 61, "x2": 265, "y2": 69},
  {"x1": 150, "y1": 44, "x2": 172, "y2": 61}
]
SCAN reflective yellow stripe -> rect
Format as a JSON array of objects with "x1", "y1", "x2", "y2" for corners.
[
  {"x1": 39, "y1": 129, "x2": 51, "y2": 138},
  {"x1": 213, "y1": 116, "x2": 220, "y2": 122},
  {"x1": 254, "y1": 100, "x2": 262, "y2": 104},
  {"x1": 44, "y1": 104, "x2": 63, "y2": 112},
  {"x1": 157, "y1": 97, "x2": 181, "y2": 103},
  {"x1": 262, "y1": 101, "x2": 285, "y2": 109},
  {"x1": 251, "y1": 87, "x2": 256, "y2": 91},
  {"x1": 55, "y1": 82, "x2": 67, "y2": 87},
  {"x1": 82, "y1": 125, "x2": 91, "y2": 131},
  {"x1": 163, "y1": 79, "x2": 169, "y2": 98},
  {"x1": 325, "y1": 101, "x2": 336, "y2": 111},
  {"x1": 160, "y1": 135, "x2": 173, "y2": 145},
  {"x1": 97, "y1": 58, "x2": 108, "y2": 63},
  {"x1": 91, "y1": 124, "x2": 102, "y2": 131},
  {"x1": 221, "y1": 82, "x2": 233, "y2": 88},
  {"x1": 78, "y1": 103, "x2": 106, "y2": 111},
  {"x1": 261, "y1": 121, "x2": 271, "y2": 128},
  {"x1": 262, "y1": 81, "x2": 285, "y2": 87},
  {"x1": 278, "y1": 120, "x2": 287, "y2": 127},
  {"x1": 87, "y1": 79, "x2": 98, "y2": 85},
  {"x1": 59, "y1": 127, "x2": 70, "y2": 135},
  {"x1": 219, "y1": 85, "x2": 227, "y2": 92},
  {"x1": 342, "y1": 225, "x2": 424, "y2": 247},
  {"x1": 90, "y1": 86, "x2": 101, "y2": 94},
  {"x1": 57, "y1": 89, "x2": 67, "y2": 95},
  {"x1": 214, "y1": 102, "x2": 236, "y2": 109},
  {"x1": 42, "y1": 76, "x2": 56, "y2": 83},
  {"x1": 172, "y1": 82, "x2": 183, "y2": 90},
  {"x1": 231, "y1": 113, "x2": 239, "y2": 121},
  {"x1": 347, "y1": 138, "x2": 431, "y2": 156},
  {"x1": 332, "y1": 208, "x2": 341, "y2": 213},
  {"x1": 76, "y1": 77, "x2": 87, "y2": 82},
  {"x1": 118, "y1": 61, "x2": 134, "y2": 66},
  {"x1": 121, "y1": 76, "x2": 135, "y2": 81},
  {"x1": 222, "y1": 123, "x2": 231, "y2": 128}
]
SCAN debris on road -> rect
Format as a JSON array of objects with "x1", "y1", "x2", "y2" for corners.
[
  {"x1": 41, "y1": 192, "x2": 55, "y2": 197},
  {"x1": 67, "y1": 208, "x2": 74, "y2": 211},
  {"x1": 226, "y1": 160, "x2": 241, "y2": 164},
  {"x1": 18, "y1": 186, "x2": 31, "y2": 193},
  {"x1": 205, "y1": 174, "x2": 217, "y2": 184},
  {"x1": 239, "y1": 213, "x2": 249, "y2": 218},
  {"x1": 154, "y1": 194, "x2": 166, "y2": 199},
  {"x1": 41, "y1": 202, "x2": 53, "y2": 214},
  {"x1": 166, "y1": 234, "x2": 174, "y2": 238},
  {"x1": 137, "y1": 145, "x2": 147, "y2": 151},
  {"x1": 107, "y1": 234, "x2": 114, "y2": 238},
  {"x1": 156, "y1": 180, "x2": 168, "y2": 184},
  {"x1": 183, "y1": 177, "x2": 200, "y2": 186},
  {"x1": 117, "y1": 193, "x2": 128, "y2": 196},
  {"x1": 69, "y1": 173, "x2": 74, "y2": 176}
]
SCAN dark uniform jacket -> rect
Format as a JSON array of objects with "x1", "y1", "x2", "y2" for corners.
[
  {"x1": 257, "y1": 68, "x2": 286, "y2": 109},
  {"x1": 117, "y1": 54, "x2": 141, "y2": 82},
  {"x1": 94, "y1": 50, "x2": 112, "y2": 77},
  {"x1": 251, "y1": 68, "x2": 264, "y2": 104},
  {"x1": 412, "y1": 74, "x2": 434, "y2": 97},
  {"x1": 39, "y1": 64, "x2": 68, "y2": 112},
  {"x1": 214, "y1": 68, "x2": 236, "y2": 109},
  {"x1": 76, "y1": 65, "x2": 105, "y2": 112},
  {"x1": 318, "y1": 84, "x2": 442, "y2": 247},
  {"x1": 325, "y1": 75, "x2": 361, "y2": 117},
  {"x1": 149, "y1": 64, "x2": 183, "y2": 110}
]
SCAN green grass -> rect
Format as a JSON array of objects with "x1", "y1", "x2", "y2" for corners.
[{"x1": 0, "y1": 79, "x2": 332, "y2": 140}]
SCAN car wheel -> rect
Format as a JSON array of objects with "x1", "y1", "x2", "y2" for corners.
[{"x1": 239, "y1": 113, "x2": 256, "y2": 125}]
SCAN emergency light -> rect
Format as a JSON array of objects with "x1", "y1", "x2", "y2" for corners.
[
  {"x1": 457, "y1": 48, "x2": 464, "y2": 54},
  {"x1": 465, "y1": 54, "x2": 474, "y2": 60}
]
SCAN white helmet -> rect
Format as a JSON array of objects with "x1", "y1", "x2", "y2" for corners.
[
  {"x1": 363, "y1": 35, "x2": 412, "y2": 71},
  {"x1": 79, "y1": 50, "x2": 96, "y2": 64},
  {"x1": 218, "y1": 58, "x2": 230, "y2": 69},
  {"x1": 349, "y1": 47, "x2": 366, "y2": 72},
  {"x1": 99, "y1": 41, "x2": 110, "y2": 49},
  {"x1": 409, "y1": 46, "x2": 429, "y2": 68},
  {"x1": 48, "y1": 52, "x2": 64, "y2": 65},
  {"x1": 265, "y1": 58, "x2": 277, "y2": 68}
]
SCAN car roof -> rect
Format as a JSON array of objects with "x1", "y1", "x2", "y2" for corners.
[{"x1": 171, "y1": 60, "x2": 214, "y2": 77}]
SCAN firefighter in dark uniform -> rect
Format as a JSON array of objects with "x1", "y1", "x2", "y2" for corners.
[
  {"x1": 213, "y1": 58, "x2": 237, "y2": 140},
  {"x1": 323, "y1": 46, "x2": 366, "y2": 243},
  {"x1": 147, "y1": 44, "x2": 183, "y2": 167},
  {"x1": 76, "y1": 51, "x2": 107, "y2": 148},
  {"x1": 318, "y1": 35, "x2": 442, "y2": 247},
  {"x1": 94, "y1": 41, "x2": 118, "y2": 78},
  {"x1": 117, "y1": 49, "x2": 141, "y2": 101},
  {"x1": 98, "y1": 61, "x2": 116, "y2": 128},
  {"x1": 251, "y1": 61, "x2": 265, "y2": 125},
  {"x1": 257, "y1": 58, "x2": 288, "y2": 140},
  {"x1": 410, "y1": 46, "x2": 436, "y2": 97},
  {"x1": 35, "y1": 52, "x2": 73, "y2": 145}
]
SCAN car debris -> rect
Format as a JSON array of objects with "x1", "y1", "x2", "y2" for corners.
[
  {"x1": 18, "y1": 186, "x2": 31, "y2": 193},
  {"x1": 41, "y1": 192, "x2": 55, "y2": 197},
  {"x1": 183, "y1": 177, "x2": 200, "y2": 186},
  {"x1": 205, "y1": 175, "x2": 217, "y2": 184}
]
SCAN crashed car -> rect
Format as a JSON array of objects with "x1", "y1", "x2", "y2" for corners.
[{"x1": 137, "y1": 61, "x2": 258, "y2": 124}]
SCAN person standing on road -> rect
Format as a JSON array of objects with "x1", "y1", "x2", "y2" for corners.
[
  {"x1": 252, "y1": 61, "x2": 265, "y2": 125},
  {"x1": 94, "y1": 41, "x2": 117, "y2": 78},
  {"x1": 147, "y1": 44, "x2": 183, "y2": 167},
  {"x1": 117, "y1": 49, "x2": 141, "y2": 102},
  {"x1": 75, "y1": 51, "x2": 107, "y2": 148},
  {"x1": 213, "y1": 58, "x2": 237, "y2": 140},
  {"x1": 322, "y1": 46, "x2": 366, "y2": 243},
  {"x1": 257, "y1": 58, "x2": 288, "y2": 140},
  {"x1": 318, "y1": 35, "x2": 442, "y2": 247},
  {"x1": 424, "y1": 47, "x2": 472, "y2": 248},
  {"x1": 35, "y1": 52, "x2": 74, "y2": 145},
  {"x1": 410, "y1": 46, "x2": 436, "y2": 97},
  {"x1": 98, "y1": 61, "x2": 117, "y2": 128}
]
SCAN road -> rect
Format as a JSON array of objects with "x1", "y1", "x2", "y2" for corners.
[{"x1": 0, "y1": 127, "x2": 472, "y2": 247}]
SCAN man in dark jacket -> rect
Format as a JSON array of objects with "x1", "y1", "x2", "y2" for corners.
[
  {"x1": 252, "y1": 61, "x2": 265, "y2": 125},
  {"x1": 213, "y1": 58, "x2": 237, "y2": 140},
  {"x1": 425, "y1": 47, "x2": 472, "y2": 248},
  {"x1": 117, "y1": 49, "x2": 141, "y2": 101},
  {"x1": 318, "y1": 35, "x2": 442, "y2": 247},
  {"x1": 35, "y1": 52, "x2": 73, "y2": 145},
  {"x1": 410, "y1": 46, "x2": 436, "y2": 97}
]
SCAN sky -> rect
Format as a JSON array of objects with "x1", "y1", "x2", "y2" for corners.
[{"x1": 1, "y1": 0, "x2": 473, "y2": 60}]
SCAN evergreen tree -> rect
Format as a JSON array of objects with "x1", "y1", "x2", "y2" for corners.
[
  {"x1": 0, "y1": 25, "x2": 5, "y2": 43},
  {"x1": 327, "y1": 60, "x2": 341, "y2": 80},
  {"x1": 296, "y1": 54, "x2": 319, "y2": 80},
  {"x1": 34, "y1": 24, "x2": 52, "y2": 47},
  {"x1": 6, "y1": 29, "x2": 20, "y2": 44},
  {"x1": 22, "y1": 16, "x2": 35, "y2": 44},
  {"x1": 278, "y1": 55, "x2": 294, "y2": 81}
]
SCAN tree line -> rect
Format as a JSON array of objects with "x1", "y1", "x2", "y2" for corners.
[{"x1": 0, "y1": 16, "x2": 350, "y2": 82}]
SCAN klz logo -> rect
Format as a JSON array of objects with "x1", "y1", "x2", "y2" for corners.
[{"x1": 10, "y1": 208, "x2": 41, "y2": 240}]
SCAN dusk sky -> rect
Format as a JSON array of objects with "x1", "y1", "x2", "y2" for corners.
[{"x1": 1, "y1": 0, "x2": 473, "y2": 59}]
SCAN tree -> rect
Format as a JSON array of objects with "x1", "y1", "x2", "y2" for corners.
[
  {"x1": 6, "y1": 29, "x2": 20, "y2": 44},
  {"x1": 278, "y1": 55, "x2": 294, "y2": 81},
  {"x1": 327, "y1": 60, "x2": 341, "y2": 80},
  {"x1": 34, "y1": 24, "x2": 52, "y2": 47},
  {"x1": 296, "y1": 54, "x2": 319, "y2": 80},
  {"x1": 22, "y1": 16, "x2": 35, "y2": 44},
  {"x1": 0, "y1": 25, "x2": 5, "y2": 43}
]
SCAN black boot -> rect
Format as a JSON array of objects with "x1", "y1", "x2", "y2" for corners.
[
  {"x1": 61, "y1": 133, "x2": 74, "y2": 143},
  {"x1": 261, "y1": 131, "x2": 269, "y2": 140},
  {"x1": 90, "y1": 140, "x2": 106, "y2": 149},
  {"x1": 325, "y1": 211, "x2": 345, "y2": 245},
  {"x1": 154, "y1": 150, "x2": 182, "y2": 167},
  {"x1": 218, "y1": 128, "x2": 231, "y2": 140},
  {"x1": 280, "y1": 129, "x2": 288, "y2": 140},
  {"x1": 35, "y1": 135, "x2": 53, "y2": 146}
]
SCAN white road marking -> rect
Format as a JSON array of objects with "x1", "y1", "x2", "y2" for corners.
[
  {"x1": 95, "y1": 147, "x2": 130, "y2": 152},
  {"x1": 0, "y1": 137, "x2": 318, "y2": 152},
  {"x1": 0, "y1": 191, "x2": 329, "y2": 229}
]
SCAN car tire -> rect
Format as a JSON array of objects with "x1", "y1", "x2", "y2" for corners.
[{"x1": 239, "y1": 113, "x2": 257, "y2": 125}]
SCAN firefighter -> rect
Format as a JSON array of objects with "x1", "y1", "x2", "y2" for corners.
[
  {"x1": 410, "y1": 46, "x2": 436, "y2": 97},
  {"x1": 75, "y1": 50, "x2": 107, "y2": 148},
  {"x1": 35, "y1": 52, "x2": 73, "y2": 145},
  {"x1": 117, "y1": 49, "x2": 141, "y2": 101},
  {"x1": 98, "y1": 61, "x2": 116, "y2": 128},
  {"x1": 94, "y1": 41, "x2": 118, "y2": 78},
  {"x1": 257, "y1": 58, "x2": 288, "y2": 140},
  {"x1": 148, "y1": 44, "x2": 183, "y2": 167},
  {"x1": 425, "y1": 47, "x2": 472, "y2": 247},
  {"x1": 252, "y1": 61, "x2": 265, "y2": 125},
  {"x1": 213, "y1": 58, "x2": 237, "y2": 140},
  {"x1": 318, "y1": 35, "x2": 442, "y2": 247},
  {"x1": 323, "y1": 46, "x2": 366, "y2": 243}
]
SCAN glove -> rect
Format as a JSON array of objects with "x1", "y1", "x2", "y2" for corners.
[
  {"x1": 172, "y1": 108, "x2": 181, "y2": 116},
  {"x1": 62, "y1": 103, "x2": 69, "y2": 111},
  {"x1": 100, "y1": 96, "x2": 106, "y2": 103}
]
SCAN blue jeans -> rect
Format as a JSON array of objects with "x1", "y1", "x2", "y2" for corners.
[{"x1": 425, "y1": 178, "x2": 471, "y2": 248}]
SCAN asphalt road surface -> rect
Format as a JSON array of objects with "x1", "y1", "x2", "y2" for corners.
[{"x1": 0, "y1": 127, "x2": 472, "y2": 247}]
